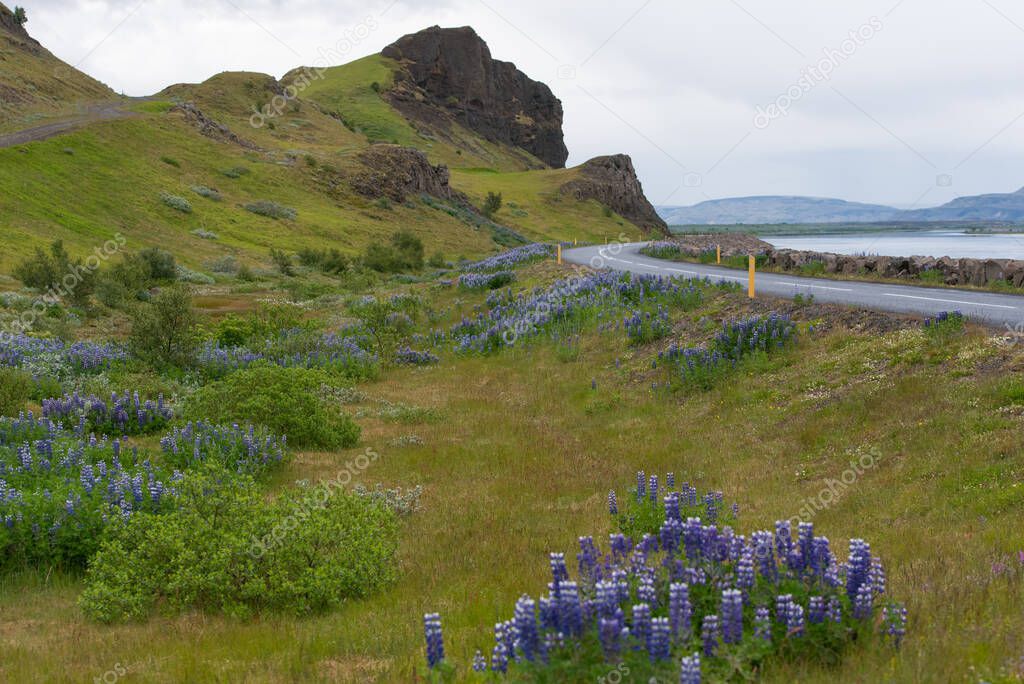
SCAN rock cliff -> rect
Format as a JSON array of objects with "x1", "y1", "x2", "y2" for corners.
[{"x1": 560, "y1": 155, "x2": 669, "y2": 235}]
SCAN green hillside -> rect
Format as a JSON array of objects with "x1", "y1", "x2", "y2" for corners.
[{"x1": 0, "y1": 2, "x2": 115, "y2": 132}]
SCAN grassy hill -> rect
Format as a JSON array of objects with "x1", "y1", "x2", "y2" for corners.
[
  {"x1": 0, "y1": 2, "x2": 115, "y2": 133},
  {"x1": 0, "y1": 32, "x2": 640, "y2": 276}
]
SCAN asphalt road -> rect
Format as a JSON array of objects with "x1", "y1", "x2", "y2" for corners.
[
  {"x1": 563, "y1": 242, "x2": 1024, "y2": 329},
  {"x1": 0, "y1": 100, "x2": 136, "y2": 148}
]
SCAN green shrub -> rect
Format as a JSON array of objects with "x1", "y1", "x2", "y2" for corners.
[
  {"x1": 13, "y1": 6, "x2": 27, "y2": 25},
  {"x1": 482, "y1": 191, "x2": 503, "y2": 218},
  {"x1": 139, "y1": 248, "x2": 177, "y2": 281},
  {"x1": 129, "y1": 285, "x2": 200, "y2": 369},
  {"x1": 221, "y1": 166, "x2": 250, "y2": 178},
  {"x1": 191, "y1": 185, "x2": 222, "y2": 201},
  {"x1": 245, "y1": 201, "x2": 297, "y2": 220},
  {"x1": 160, "y1": 193, "x2": 192, "y2": 213},
  {"x1": 79, "y1": 468, "x2": 398, "y2": 622},
  {"x1": 798, "y1": 261, "x2": 826, "y2": 276},
  {"x1": 191, "y1": 228, "x2": 219, "y2": 240},
  {"x1": 362, "y1": 230, "x2": 424, "y2": 273},
  {"x1": 428, "y1": 251, "x2": 447, "y2": 269},
  {"x1": 0, "y1": 368, "x2": 32, "y2": 416},
  {"x1": 160, "y1": 156, "x2": 180, "y2": 167},
  {"x1": 13, "y1": 240, "x2": 96, "y2": 308},
  {"x1": 298, "y1": 247, "x2": 350, "y2": 275},
  {"x1": 185, "y1": 366, "x2": 361, "y2": 449},
  {"x1": 270, "y1": 248, "x2": 295, "y2": 276}
]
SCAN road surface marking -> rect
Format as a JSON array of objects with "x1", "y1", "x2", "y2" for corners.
[{"x1": 882, "y1": 293, "x2": 1017, "y2": 310}]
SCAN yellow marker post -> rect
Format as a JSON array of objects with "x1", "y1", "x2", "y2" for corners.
[
  {"x1": 716, "y1": 245, "x2": 721, "y2": 265},
  {"x1": 557, "y1": 244, "x2": 563, "y2": 265},
  {"x1": 574, "y1": 237, "x2": 578, "y2": 246},
  {"x1": 748, "y1": 255, "x2": 756, "y2": 299}
]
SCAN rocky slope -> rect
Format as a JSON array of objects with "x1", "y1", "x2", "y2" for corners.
[
  {"x1": 381, "y1": 26, "x2": 567, "y2": 169},
  {"x1": 560, "y1": 155, "x2": 668, "y2": 235}
]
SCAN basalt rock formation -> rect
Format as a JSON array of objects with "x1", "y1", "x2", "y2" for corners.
[
  {"x1": 381, "y1": 26, "x2": 568, "y2": 169},
  {"x1": 560, "y1": 155, "x2": 669, "y2": 236},
  {"x1": 351, "y1": 144, "x2": 463, "y2": 204}
]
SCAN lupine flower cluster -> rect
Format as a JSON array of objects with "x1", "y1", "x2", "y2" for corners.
[
  {"x1": 394, "y1": 347, "x2": 440, "y2": 366},
  {"x1": 923, "y1": 310, "x2": 963, "y2": 329},
  {"x1": 459, "y1": 271, "x2": 516, "y2": 291},
  {"x1": 0, "y1": 429, "x2": 181, "y2": 568},
  {"x1": 923, "y1": 310, "x2": 965, "y2": 341},
  {"x1": 448, "y1": 272, "x2": 703, "y2": 354},
  {"x1": 459, "y1": 243, "x2": 555, "y2": 272},
  {"x1": 426, "y1": 471, "x2": 906, "y2": 681},
  {"x1": 159, "y1": 422, "x2": 288, "y2": 476},
  {"x1": 41, "y1": 391, "x2": 174, "y2": 436},
  {"x1": 612, "y1": 472, "x2": 736, "y2": 540},
  {"x1": 0, "y1": 334, "x2": 126, "y2": 379},
  {"x1": 196, "y1": 332, "x2": 378, "y2": 380},
  {"x1": 624, "y1": 306, "x2": 672, "y2": 345},
  {"x1": 640, "y1": 242, "x2": 684, "y2": 260},
  {"x1": 662, "y1": 313, "x2": 797, "y2": 391}
]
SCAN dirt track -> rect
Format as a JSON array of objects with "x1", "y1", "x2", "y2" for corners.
[{"x1": 0, "y1": 99, "x2": 138, "y2": 148}]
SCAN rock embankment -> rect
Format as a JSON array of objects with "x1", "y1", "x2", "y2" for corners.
[
  {"x1": 560, "y1": 155, "x2": 668, "y2": 236},
  {"x1": 351, "y1": 144, "x2": 462, "y2": 203},
  {"x1": 663, "y1": 233, "x2": 1024, "y2": 287}
]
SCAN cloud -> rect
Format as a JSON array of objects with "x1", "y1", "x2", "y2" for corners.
[{"x1": 20, "y1": 0, "x2": 1024, "y2": 206}]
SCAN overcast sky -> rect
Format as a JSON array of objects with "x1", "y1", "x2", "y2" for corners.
[{"x1": 21, "y1": 0, "x2": 1024, "y2": 208}]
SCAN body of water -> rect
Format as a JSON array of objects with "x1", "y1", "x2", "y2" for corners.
[{"x1": 767, "y1": 230, "x2": 1024, "y2": 260}]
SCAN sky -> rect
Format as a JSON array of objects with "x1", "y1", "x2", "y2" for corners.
[{"x1": 19, "y1": 0, "x2": 1024, "y2": 209}]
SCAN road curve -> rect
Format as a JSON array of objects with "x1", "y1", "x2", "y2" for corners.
[{"x1": 563, "y1": 242, "x2": 1024, "y2": 329}]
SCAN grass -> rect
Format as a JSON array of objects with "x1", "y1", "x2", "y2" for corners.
[{"x1": 1, "y1": 267, "x2": 1022, "y2": 682}]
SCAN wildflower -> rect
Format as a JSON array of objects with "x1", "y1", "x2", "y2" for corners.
[
  {"x1": 754, "y1": 606, "x2": 772, "y2": 642},
  {"x1": 423, "y1": 613, "x2": 444, "y2": 669},
  {"x1": 883, "y1": 603, "x2": 908, "y2": 647},
  {"x1": 721, "y1": 589, "x2": 743, "y2": 644},
  {"x1": 608, "y1": 490, "x2": 618, "y2": 515},
  {"x1": 701, "y1": 614, "x2": 720, "y2": 657},
  {"x1": 669, "y1": 582, "x2": 692, "y2": 638},
  {"x1": 472, "y1": 650, "x2": 487, "y2": 672},
  {"x1": 680, "y1": 653, "x2": 702, "y2": 684}
]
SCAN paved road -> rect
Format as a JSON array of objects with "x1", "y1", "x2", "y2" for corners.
[{"x1": 563, "y1": 242, "x2": 1024, "y2": 329}]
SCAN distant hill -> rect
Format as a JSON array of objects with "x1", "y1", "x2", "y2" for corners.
[
  {"x1": 658, "y1": 196, "x2": 900, "y2": 225},
  {"x1": 0, "y1": 2, "x2": 114, "y2": 132},
  {"x1": 660, "y1": 187, "x2": 1024, "y2": 225}
]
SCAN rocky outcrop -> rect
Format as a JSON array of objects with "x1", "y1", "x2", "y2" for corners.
[
  {"x1": 169, "y1": 103, "x2": 261, "y2": 150},
  {"x1": 382, "y1": 26, "x2": 568, "y2": 169},
  {"x1": 560, "y1": 155, "x2": 669, "y2": 236},
  {"x1": 351, "y1": 144, "x2": 463, "y2": 203}
]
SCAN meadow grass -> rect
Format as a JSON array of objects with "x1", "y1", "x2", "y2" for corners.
[{"x1": 0, "y1": 273, "x2": 1022, "y2": 682}]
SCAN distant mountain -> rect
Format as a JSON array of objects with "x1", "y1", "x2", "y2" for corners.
[
  {"x1": 659, "y1": 187, "x2": 1024, "y2": 225},
  {"x1": 658, "y1": 196, "x2": 900, "y2": 225},
  {"x1": 902, "y1": 187, "x2": 1024, "y2": 222}
]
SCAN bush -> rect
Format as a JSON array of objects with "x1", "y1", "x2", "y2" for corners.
[
  {"x1": 428, "y1": 251, "x2": 447, "y2": 269},
  {"x1": 160, "y1": 422, "x2": 287, "y2": 476},
  {"x1": 270, "y1": 248, "x2": 295, "y2": 276},
  {"x1": 13, "y1": 240, "x2": 96, "y2": 307},
  {"x1": 191, "y1": 228, "x2": 220, "y2": 240},
  {"x1": 129, "y1": 285, "x2": 200, "y2": 369},
  {"x1": 160, "y1": 193, "x2": 192, "y2": 213},
  {"x1": 191, "y1": 186, "x2": 222, "y2": 201},
  {"x1": 482, "y1": 191, "x2": 503, "y2": 218},
  {"x1": 298, "y1": 247, "x2": 350, "y2": 275},
  {"x1": 79, "y1": 468, "x2": 397, "y2": 622},
  {"x1": 185, "y1": 366, "x2": 361, "y2": 449},
  {"x1": 245, "y1": 201, "x2": 296, "y2": 220},
  {"x1": 221, "y1": 166, "x2": 250, "y2": 178},
  {"x1": 139, "y1": 248, "x2": 177, "y2": 281},
  {"x1": 0, "y1": 368, "x2": 31, "y2": 416},
  {"x1": 13, "y1": 6, "x2": 27, "y2": 25},
  {"x1": 363, "y1": 231, "x2": 425, "y2": 273}
]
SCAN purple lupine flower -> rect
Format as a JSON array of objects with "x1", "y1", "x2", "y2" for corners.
[
  {"x1": 854, "y1": 582, "x2": 874, "y2": 620},
  {"x1": 578, "y1": 536, "x2": 601, "y2": 585},
  {"x1": 721, "y1": 589, "x2": 743, "y2": 644},
  {"x1": 649, "y1": 474, "x2": 659, "y2": 503},
  {"x1": 787, "y1": 601, "x2": 805, "y2": 637},
  {"x1": 423, "y1": 613, "x2": 444, "y2": 669},
  {"x1": 667, "y1": 472, "x2": 675, "y2": 489},
  {"x1": 599, "y1": 616, "x2": 623, "y2": 657},
  {"x1": 752, "y1": 530, "x2": 777, "y2": 581},
  {"x1": 731, "y1": 502, "x2": 740, "y2": 518},
  {"x1": 491, "y1": 622, "x2": 510, "y2": 673},
  {"x1": 638, "y1": 575, "x2": 657, "y2": 608},
  {"x1": 870, "y1": 557, "x2": 887, "y2": 595},
  {"x1": 846, "y1": 539, "x2": 872, "y2": 602},
  {"x1": 683, "y1": 517, "x2": 703, "y2": 562},
  {"x1": 608, "y1": 490, "x2": 618, "y2": 515},
  {"x1": 665, "y1": 492, "x2": 681, "y2": 521},
  {"x1": 648, "y1": 617, "x2": 670, "y2": 662},
  {"x1": 680, "y1": 653, "x2": 702, "y2": 684},
  {"x1": 472, "y1": 650, "x2": 487, "y2": 672},
  {"x1": 775, "y1": 520, "x2": 793, "y2": 566},
  {"x1": 703, "y1": 492, "x2": 719, "y2": 524},
  {"x1": 776, "y1": 594, "x2": 793, "y2": 624},
  {"x1": 827, "y1": 596, "x2": 843, "y2": 623},
  {"x1": 637, "y1": 471, "x2": 646, "y2": 501},
  {"x1": 513, "y1": 596, "x2": 539, "y2": 661},
  {"x1": 808, "y1": 596, "x2": 825, "y2": 624},
  {"x1": 558, "y1": 582, "x2": 584, "y2": 636},
  {"x1": 884, "y1": 603, "x2": 908, "y2": 647},
  {"x1": 701, "y1": 614, "x2": 720, "y2": 657},
  {"x1": 550, "y1": 552, "x2": 568, "y2": 586},
  {"x1": 632, "y1": 603, "x2": 652, "y2": 651},
  {"x1": 754, "y1": 606, "x2": 772, "y2": 641},
  {"x1": 669, "y1": 582, "x2": 692, "y2": 638},
  {"x1": 736, "y1": 547, "x2": 755, "y2": 591}
]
